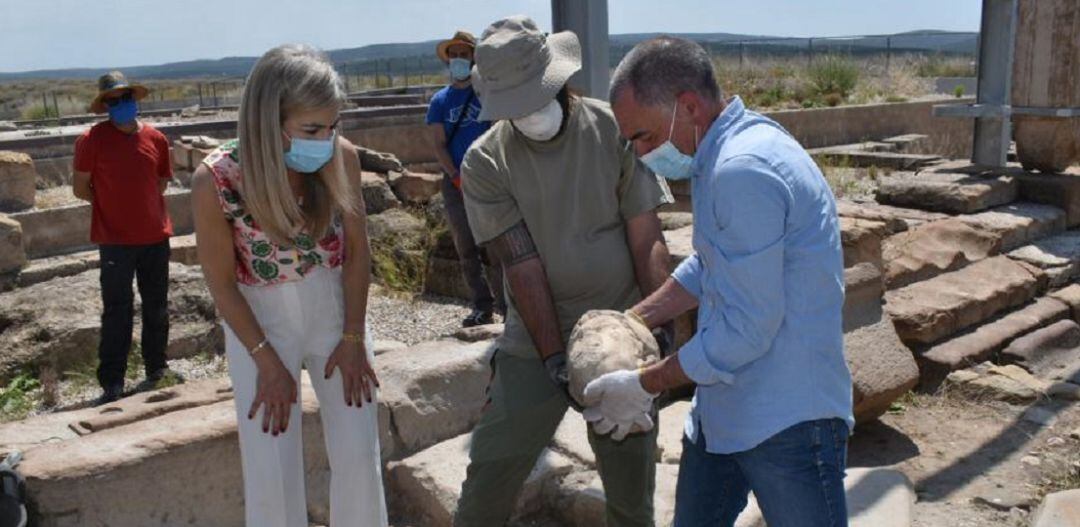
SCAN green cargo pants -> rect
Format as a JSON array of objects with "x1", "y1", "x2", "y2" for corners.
[{"x1": 454, "y1": 350, "x2": 657, "y2": 527}]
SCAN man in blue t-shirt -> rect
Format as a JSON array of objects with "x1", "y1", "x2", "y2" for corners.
[{"x1": 426, "y1": 30, "x2": 504, "y2": 327}]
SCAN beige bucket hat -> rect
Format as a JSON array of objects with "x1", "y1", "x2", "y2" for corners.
[
  {"x1": 472, "y1": 15, "x2": 581, "y2": 121},
  {"x1": 89, "y1": 71, "x2": 149, "y2": 114}
]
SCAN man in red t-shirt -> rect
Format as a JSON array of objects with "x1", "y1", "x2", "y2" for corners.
[{"x1": 73, "y1": 71, "x2": 178, "y2": 405}]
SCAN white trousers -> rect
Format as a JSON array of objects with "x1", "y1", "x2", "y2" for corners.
[{"x1": 224, "y1": 266, "x2": 387, "y2": 527}]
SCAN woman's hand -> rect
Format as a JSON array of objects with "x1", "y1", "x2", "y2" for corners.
[
  {"x1": 324, "y1": 338, "x2": 380, "y2": 408},
  {"x1": 249, "y1": 348, "x2": 298, "y2": 436}
]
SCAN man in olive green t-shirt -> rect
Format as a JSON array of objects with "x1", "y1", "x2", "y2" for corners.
[{"x1": 454, "y1": 16, "x2": 674, "y2": 527}]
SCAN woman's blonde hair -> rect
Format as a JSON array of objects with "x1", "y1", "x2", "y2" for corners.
[{"x1": 238, "y1": 43, "x2": 357, "y2": 246}]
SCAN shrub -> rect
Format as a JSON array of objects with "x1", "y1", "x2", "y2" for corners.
[
  {"x1": 807, "y1": 55, "x2": 860, "y2": 99},
  {"x1": 953, "y1": 84, "x2": 966, "y2": 98}
]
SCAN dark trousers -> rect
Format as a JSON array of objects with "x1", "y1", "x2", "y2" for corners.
[
  {"x1": 97, "y1": 240, "x2": 171, "y2": 389},
  {"x1": 442, "y1": 174, "x2": 505, "y2": 314}
]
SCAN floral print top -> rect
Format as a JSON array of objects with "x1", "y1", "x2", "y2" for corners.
[{"x1": 203, "y1": 140, "x2": 345, "y2": 286}]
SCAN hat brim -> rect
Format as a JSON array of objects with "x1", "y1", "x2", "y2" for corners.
[
  {"x1": 90, "y1": 84, "x2": 149, "y2": 114},
  {"x1": 475, "y1": 31, "x2": 581, "y2": 121},
  {"x1": 437, "y1": 39, "x2": 475, "y2": 63}
]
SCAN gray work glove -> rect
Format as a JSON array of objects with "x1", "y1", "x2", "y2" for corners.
[{"x1": 543, "y1": 352, "x2": 583, "y2": 412}]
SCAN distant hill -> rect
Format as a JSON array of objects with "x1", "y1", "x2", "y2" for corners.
[{"x1": 0, "y1": 30, "x2": 977, "y2": 81}]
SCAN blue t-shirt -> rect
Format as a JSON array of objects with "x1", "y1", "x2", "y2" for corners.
[{"x1": 425, "y1": 85, "x2": 490, "y2": 170}]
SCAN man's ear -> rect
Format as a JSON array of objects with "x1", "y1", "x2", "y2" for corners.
[{"x1": 677, "y1": 91, "x2": 704, "y2": 123}]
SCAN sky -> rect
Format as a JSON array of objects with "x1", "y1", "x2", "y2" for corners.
[{"x1": 0, "y1": 0, "x2": 982, "y2": 73}]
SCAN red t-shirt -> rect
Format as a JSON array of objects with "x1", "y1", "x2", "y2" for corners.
[{"x1": 73, "y1": 121, "x2": 174, "y2": 245}]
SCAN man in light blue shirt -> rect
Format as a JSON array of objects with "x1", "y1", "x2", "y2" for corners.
[{"x1": 584, "y1": 36, "x2": 854, "y2": 526}]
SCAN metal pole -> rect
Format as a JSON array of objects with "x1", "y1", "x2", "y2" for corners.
[
  {"x1": 198, "y1": 83, "x2": 204, "y2": 107},
  {"x1": 885, "y1": 37, "x2": 892, "y2": 73},
  {"x1": 344, "y1": 64, "x2": 350, "y2": 93},
  {"x1": 739, "y1": 41, "x2": 746, "y2": 69},
  {"x1": 52, "y1": 92, "x2": 60, "y2": 121},
  {"x1": 551, "y1": 0, "x2": 610, "y2": 100},
  {"x1": 971, "y1": 0, "x2": 1018, "y2": 167},
  {"x1": 807, "y1": 38, "x2": 814, "y2": 66}
]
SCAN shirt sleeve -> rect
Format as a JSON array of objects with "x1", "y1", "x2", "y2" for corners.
[
  {"x1": 425, "y1": 91, "x2": 445, "y2": 125},
  {"x1": 73, "y1": 131, "x2": 94, "y2": 173},
  {"x1": 676, "y1": 155, "x2": 791, "y2": 387},
  {"x1": 616, "y1": 137, "x2": 673, "y2": 221},
  {"x1": 672, "y1": 253, "x2": 704, "y2": 299},
  {"x1": 461, "y1": 144, "x2": 523, "y2": 244},
  {"x1": 157, "y1": 134, "x2": 173, "y2": 179}
]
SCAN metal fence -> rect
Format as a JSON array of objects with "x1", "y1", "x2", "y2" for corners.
[{"x1": 7, "y1": 31, "x2": 977, "y2": 124}]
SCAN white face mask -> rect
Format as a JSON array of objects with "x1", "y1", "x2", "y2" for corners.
[{"x1": 512, "y1": 99, "x2": 563, "y2": 141}]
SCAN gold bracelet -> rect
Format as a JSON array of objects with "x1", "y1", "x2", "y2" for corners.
[
  {"x1": 625, "y1": 309, "x2": 648, "y2": 329},
  {"x1": 342, "y1": 332, "x2": 365, "y2": 344},
  {"x1": 249, "y1": 339, "x2": 270, "y2": 357}
]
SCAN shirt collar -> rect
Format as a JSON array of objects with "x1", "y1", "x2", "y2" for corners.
[{"x1": 692, "y1": 95, "x2": 745, "y2": 174}]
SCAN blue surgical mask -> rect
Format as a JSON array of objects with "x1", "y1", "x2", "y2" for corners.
[
  {"x1": 640, "y1": 103, "x2": 698, "y2": 181},
  {"x1": 284, "y1": 131, "x2": 336, "y2": 173},
  {"x1": 108, "y1": 99, "x2": 138, "y2": 126},
  {"x1": 449, "y1": 58, "x2": 472, "y2": 81}
]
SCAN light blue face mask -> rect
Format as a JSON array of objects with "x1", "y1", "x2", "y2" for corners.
[
  {"x1": 641, "y1": 103, "x2": 698, "y2": 181},
  {"x1": 449, "y1": 58, "x2": 472, "y2": 81},
  {"x1": 284, "y1": 131, "x2": 336, "y2": 173}
]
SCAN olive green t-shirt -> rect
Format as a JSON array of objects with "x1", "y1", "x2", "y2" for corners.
[{"x1": 461, "y1": 96, "x2": 673, "y2": 358}]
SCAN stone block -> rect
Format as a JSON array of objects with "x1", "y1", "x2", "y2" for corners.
[
  {"x1": 387, "y1": 433, "x2": 574, "y2": 527},
  {"x1": 368, "y1": 208, "x2": 426, "y2": 250},
  {"x1": 14, "y1": 250, "x2": 98, "y2": 289},
  {"x1": 544, "y1": 464, "x2": 684, "y2": 527},
  {"x1": 19, "y1": 373, "x2": 351, "y2": 527},
  {"x1": 389, "y1": 171, "x2": 442, "y2": 205},
  {"x1": 423, "y1": 256, "x2": 471, "y2": 301},
  {"x1": 840, "y1": 217, "x2": 886, "y2": 270},
  {"x1": 1009, "y1": 231, "x2": 1080, "y2": 289},
  {"x1": 1031, "y1": 489, "x2": 1080, "y2": 527},
  {"x1": 0, "y1": 214, "x2": 25, "y2": 278},
  {"x1": 917, "y1": 297, "x2": 1069, "y2": 388},
  {"x1": 361, "y1": 171, "x2": 400, "y2": 215},
  {"x1": 664, "y1": 226, "x2": 693, "y2": 267},
  {"x1": 0, "y1": 263, "x2": 218, "y2": 381},
  {"x1": 735, "y1": 467, "x2": 915, "y2": 527},
  {"x1": 452, "y1": 323, "x2": 504, "y2": 343},
  {"x1": 875, "y1": 171, "x2": 1018, "y2": 214},
  {"x1": 885, "y1": 256, "x2": 1045, "y2": 346},
  {"x1": 955, "y1": 202, "x2": 1066, "y2": 252},
  {"x1": 655, "y1": 401, "x2": 691, "y2": 464},
  {"x1": 658, "y1": 212, "x2": 693, "y2": 231},
  {"x1": 169, "y1": 233, "x2": 198, "y2": 265},
  {"x1": 551, "y1": 410, "x2": 596, "y2": 467},
  {"x1": 817, "y1": 150, "x2": 941, "y2": 170},
  {"x1": 844, "y1": 319, "x2": 919, "y2": 423},
  {"x1": 946, "y1": 362, "x2": 1048, "y2": 403},
  {"x1": 843, "y1": 263, "x2": 883, "y2": 332},
  {"x1": 0, "y1": 150, "x2": 36, "y2": 212},
  {"x1": 1000, "y1": 319, "x2": 1080, "y2": 384},
  {"x1": 376, "y1": 340, "x2": 494, "y2": 454},
  {"x1": 1049, "y1": 284, "x2": 1080, "y2": 322},
  {"x1": 1013, "y1": 170, "x2": 1080, "y2": 227},
  {"x1": 836, "y1": 199, "x2": 947, "y2": 232},
  {"x1": 883, "y1": 218, "x2": 1001, "y2": 290}
]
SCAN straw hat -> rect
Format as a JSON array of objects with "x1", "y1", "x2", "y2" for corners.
[
  {"x1": 471, "y1": 15, "x2": 581, "y2": 121},
  {"x1": 89, "y1": 71, "x2": 149, "y2": 114},
  {"x1": 436, "y1": 30, "x2": 477, "y2": 63}
]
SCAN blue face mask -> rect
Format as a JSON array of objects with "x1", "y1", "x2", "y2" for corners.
[
  {"x1": 284, "y1": 131, "x2": 336, "y2": 173},
  {"x1": 108, "y1": 99, "x2": 138, "y2": 126},
  {"x1": 449, "y1": 58, "x2": 472, "y2": 81},
  {"x1": 640, "y1": 103, "x2": 697, "y2": 181}
]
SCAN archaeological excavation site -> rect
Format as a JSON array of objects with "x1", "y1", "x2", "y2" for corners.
[{"x1": 0, "y1": 1, "x2": 1077, "y2": 526}]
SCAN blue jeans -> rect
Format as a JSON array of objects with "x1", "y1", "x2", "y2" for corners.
[{"x1": 673, "y1": 418, "x2": 849, "y2": 527}]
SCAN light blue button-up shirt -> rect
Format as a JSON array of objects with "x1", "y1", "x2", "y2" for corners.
[{"x1": 674, "y1": 96, "x2": 854, "y2": 454}]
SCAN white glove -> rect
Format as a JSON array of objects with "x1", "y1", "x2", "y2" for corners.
[{"x1": 582, "y1": 369, "x2": 656, "y2": 441}]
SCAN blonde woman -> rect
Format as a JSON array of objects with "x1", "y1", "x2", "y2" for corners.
[{"x1": 191, "y1": 44, "x2": 386, "y2": 527}]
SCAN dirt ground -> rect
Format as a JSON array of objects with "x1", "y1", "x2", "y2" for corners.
[{"x1": 851, "y1": 391, "x2": 1080, "y2": 526}]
